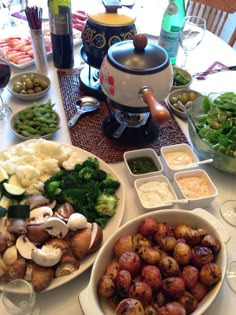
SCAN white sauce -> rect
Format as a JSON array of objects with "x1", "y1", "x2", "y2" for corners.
[
  {"x1": 137, "y1": 180, "x2": 175, "y2": 208},
  {"x1": 164, "y1": 151, "x2": 193, "y2": 170}
]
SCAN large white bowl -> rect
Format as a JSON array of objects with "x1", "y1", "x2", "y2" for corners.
[{"x1": 79, "y1": 208, "x2": 229, "y2": 315}]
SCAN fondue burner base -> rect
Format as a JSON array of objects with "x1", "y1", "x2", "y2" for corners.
[
  {"x1": 102, "y1": 112, "x2": 160, "y2": 146},
  {"x1": 79, "y1": 66, "x2": 105, "y2": 101}
]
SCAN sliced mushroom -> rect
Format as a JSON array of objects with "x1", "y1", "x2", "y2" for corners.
[
  {"x1": 67, "y1": 213, "x2": 88, "y2": 231},
  {"x1": 24, "y1": 263, "x2": 33, "y2": 281},
  {"x1": 16, "y1": 235, "x2": 37, "y2": 259},
  {"x1": 7, "y1": 219, "x2": 27, "y2": 235},
  {"x1": 54, "y1": 202, "x2": 75, "y2": 221},
  {"x1": 28, "y1": 206, "x2": 53, "y2": 225},
  {"x1": 24, "y1": 195, "x2": 50, "y2": 210},
  {"x1": 27, "y1": 224, "x2": 50, "y2": 245},
  {"x1": 31, "y1": 244, "x2": 62, "y2": 267},
  {"x1": 2, "y1": 245, "x2": 18, "y2": 265},
  {"x1": 0, "y1": 217, "x2": 16, "y2": 247},
  {"x1": 31, "y1": 263, "x2": 54, "y2": 292},
  {"x1": 4, "y1": 258, "x2": 27, "y2": 282},
  {"x1": 55, "y1": 252, "x2": 80, "y2": 278},
  {"x1": 42, "y1": 217, "x2": 69, "y2": 239},
  {"x1": 45, "y1": 238, "x2": 70, "y2": 253}
]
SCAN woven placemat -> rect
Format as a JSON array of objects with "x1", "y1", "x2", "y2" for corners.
[{"x1": 57, "y1": 68, "x2": 189, "y2": 163}]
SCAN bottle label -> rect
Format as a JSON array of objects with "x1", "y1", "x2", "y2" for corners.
[
  {"x1": 158, "y1": 29, "x2": 180, "y2": 58},
  {"x1": 49, "y1": 12, "x2": 70, "y2": 35},
  {"x1": 167, "y1": 2, "x2": 179, "y2": 16}
]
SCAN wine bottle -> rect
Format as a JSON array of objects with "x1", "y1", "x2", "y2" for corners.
[
  {"x1": 158, "y1": 0, "x2": 185, "y2": 65},
  {"x1": 48, "y1": 0, "x2": 74, "y2": 69}
]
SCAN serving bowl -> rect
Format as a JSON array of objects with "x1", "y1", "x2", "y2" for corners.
[
  {"x1": 8, "y1": 72, "x2": 51, "y2": 101},
  {"x1": 173, "y1": 169, "x2": 218, "y2": 209},
  {"x1": 123, "y1": 148, "x2": 163, "y2": 185},
  {"x1": 79, "y1": 208, "x2": 229, "y2": 315},
  {"x1": 166, "y1": 88, "x2": 203, "y2": 119},
  {"x1": 171, "y1": 66, "x2": 192, "y2": 90},
  {"x1": 188, "y1": 93, "x2": 236, "y2": 175},
  {"x1": 134, "y1": 174, "x2": 178, "y2": 210},
  {"x1": 160, "y1": 143, "x2": 199, "y2": 178},
  {"x1": 10, "y1": 103, "x2": 60, "y2": 140}
]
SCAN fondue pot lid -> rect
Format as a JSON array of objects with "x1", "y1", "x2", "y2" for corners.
[
  {"x1": 106, "y1": 34, "x2": 169, "y2": 75},
  {"x1": 88, "y1": 0, "x2": 136, "y2": 26}
]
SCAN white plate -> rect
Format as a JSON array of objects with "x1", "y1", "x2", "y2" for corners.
[{"x1": 0, "y1": 140, "x2": 125, "y2": 292}]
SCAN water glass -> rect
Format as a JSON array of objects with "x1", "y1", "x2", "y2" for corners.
[
  {"x1": 30, "y1": 29, "x2": 48, "y2": 75},
  {"x1": 1, "y1": 279, "x2": 38, "y2": 315}
]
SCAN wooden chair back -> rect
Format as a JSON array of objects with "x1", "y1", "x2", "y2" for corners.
[
  {"x1": 186, "y1": 0, "x2": 236, "y2": 37},
  {"x1": 228, "y1": 28, "x2": 236, "y2": 47}
]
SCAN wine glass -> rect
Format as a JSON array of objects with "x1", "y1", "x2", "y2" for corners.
[
  {"x1": 1, "y1": 279, "x2": 40, "y2": 315},
  {"x1": 0, "y1": 48, "x2": 12, "y2": 120},
  {"x1": 179, "y1": 15, "x2": 206, "y2": 68},
  {"x1": 220, "y1": 200, "x2": 236, "y2": 227}
]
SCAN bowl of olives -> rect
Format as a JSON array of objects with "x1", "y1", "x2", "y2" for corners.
[
  {"x1": 166, "y1": 88, "x2": 203, "y2": 119},
  {"x1": 8, "y1": 72, "x2": 51, "y2": 101}
]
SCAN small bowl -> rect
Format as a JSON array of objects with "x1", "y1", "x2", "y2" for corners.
[
  {"x1": 8, "y1": 72, "x2": 51, "y2": 101},
  {"x1": 171, "y1": 66, "x2": 192, "y2": 90},
  {"x1": 160, "y1": 143, "x2": 199, "y2": 178},
  {"x1": 134, "y1": 175, "x2": 178, "y2": 211},
  {"x1": 173, "y1": 169, "x2": 218, "y2": 209},
  {"x1": 10, "y1": 105, "x2": 60, "y2": 140},
  {"x1": 166, "y1": 88, "x2": 203, "y2": 119},
  {"x1": 123, "y1": 148, "x2": 163, "y2": 186}
]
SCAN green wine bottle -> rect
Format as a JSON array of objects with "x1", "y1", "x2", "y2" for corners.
[
  {"x1": 158, "y1": 0, "x2": 185, "y2": 65},
  {"x1": 48, "y1": 0, "x2": 74, "y2": 69}
]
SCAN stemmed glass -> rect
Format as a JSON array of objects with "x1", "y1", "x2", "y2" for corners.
[
  {"x1": 220, "y1": 200, "x2": 236, "y2": 293},
  {"x1": 179, "y1": 16, "x2": 206, "y2": 68},
  {"x1": 0, "y1": 48, "x2": 12, "y2": 120},
  {"x1": 1, "y1": 279, "x2": 40, "y2": 315}
]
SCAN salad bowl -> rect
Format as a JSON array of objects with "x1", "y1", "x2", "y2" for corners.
[{"x1": 188, "y1": 92, "x2": 236, "y2": 175}]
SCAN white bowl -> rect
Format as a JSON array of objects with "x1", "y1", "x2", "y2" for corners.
[
  {"x1": 10, "y1": 106, "x2": 60, "y2": 140},
  {"x1": 8, "y1": 72, "x2": 51, "y2": 101},
  {"x1": 79, "y1": 208, "x2": 229, "y2": 315},
  {"x1": 173, "y1": 169, "x2": 218, "y2": 209},
  {"x1": 123, "y1": 148, "x2": 163, "y2": 186},
  {"x1": 160, "y1": 143, "x2": 199, "y2": 178},
  {"x1": 171, "y1": 66, "x2": 192, "y2": 90},
  {"x1": 134, "y1": 175, "x2": 178, "y2": 210}
]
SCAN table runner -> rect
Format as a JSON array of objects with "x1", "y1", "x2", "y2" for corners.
[{"x1": 57, "y1": 68, "x2": 189, "y2": 163}]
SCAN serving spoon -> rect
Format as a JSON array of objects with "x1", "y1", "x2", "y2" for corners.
[
  {"x1": 162, "y1": 199, "x2": 189, "y2": 206},
  {"x1": 184, "y1": 158, "x2": 214, "y2": 168}
]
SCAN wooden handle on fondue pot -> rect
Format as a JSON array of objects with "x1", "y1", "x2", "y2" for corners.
[{"x1": 141, "y1": 88, "x2": 171, "y2": 125}]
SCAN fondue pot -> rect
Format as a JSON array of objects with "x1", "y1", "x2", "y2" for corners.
[
  {"x1": 81, "y1": 0, "x2": 137, "y2": 69},
  {"x1": 99, "y1": 34, "x2": 173, "y2": 125}
]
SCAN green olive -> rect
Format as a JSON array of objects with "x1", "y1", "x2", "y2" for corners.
[
  {"x1": 34, "y1": 86, "x2": 43, "y2": 93},
  {"x1": 20, "y1": 75, "x2": 28, "y2": 83},
  {"x1": 26, "y1": 89, "x2": 35, "y2": 94},
  {"x1": 189, "y1": 92, "x2": 198, "y2": 101},
  {"x1": 20, "y1": 90, "x2": 27, "y2": 94},
  {"x1": 169, "y1": 96, "x2": 178, "y2": 105},
  {"x1": 33, "y1": 78, "x2": 40, "y2": 87},
  {"x1": 39, "y1": 79, "x2": 49, "y2": 90},
  {"x1": 28, "y1": 73, "x2": 36, "y2": 81},
  {"x1": 25, "y1": 79, "x2": 33, "y2": 89},
  {"x1": 13, "y1": 82, "x2": 23, "y2": 93}
]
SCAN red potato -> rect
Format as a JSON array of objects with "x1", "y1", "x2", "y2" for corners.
[
  {"x1": 105, "y1": 261, "x2": 120, "y2": 280},
  {"x1": 116, "y1": 298, "x2": 145, "y2": 315},
  {"x1": 185, "y1": 228, "x2": 207, "y2": 246},
  {"x1": 134, "y1": 233, "x2": 153, "y2": 250},
  {"x1": 139, "y1": 217, "x2": 158, "y2": 237},
  {"x1": 159, "y1": 256, "x2": 180, "y2": 278},
  {"x1": 138, "y1": 246, "x2": 161, "y2": 265},
  {"x1": 119, "y1": 251, "x2": 141, "y2": 276},
  {"x1": 144, "y1": 304, "x2": 158, "y2": 315},
  {"x1": 157, "y1": 301, "x2": 186, "y2": 315},
  {"x1": 153, "y1": 223, "x2": 174, "y2": 243},
  {"x1": 189, "y1": 282, "x2": 208, "y2": 301},
  {"x1": 129, "y1": 281, "x2": 152, "y2": 305},
  {"x1": 159, "y1": 236, "x2": 177, "y2": 252},
  {"x1": 115, "y1": 269, "x2": 132, "y2": 297},
  {"x1": 199, "y1": 263, "x2": 221, "y2": 286},
  {"x1": 182, "y1": 265, "x2": 199, "y2": 289},
  {"x1": 173, "y1": 242, "x2": 191, "y2": 265},
  {"x1": 113, "y1": 235, "x2": 135, "y2": 259},
  {"x1": 162, "y1": 277, "x2": 185, "y2": 299},
  {"x1": 201, "y1": 234, "x2": 221, "y2": 253},
  {"x1": 191, "y1": 246, "x2": 214, "y2": 268},
  {"x1": 97, "y1": 274, "x2": 115, "y2": 298},
  {"x1": 178, "y1": 291, "x2": 198, "y2": 314},
  {"x1": 141, "y1": 265, "x2": 162, "y2": 291},
  {"x1": 174, "y1": 224, "x2": 192, "y2": 239}
]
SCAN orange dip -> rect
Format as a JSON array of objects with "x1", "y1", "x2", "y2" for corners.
[{"x1": 177, "y1": 176, "x2": 210, "y2": 199}]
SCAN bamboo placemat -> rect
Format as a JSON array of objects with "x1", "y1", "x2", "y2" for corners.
[{"x1": 57, "y1": 68, "x2": 189, "y2": 163}]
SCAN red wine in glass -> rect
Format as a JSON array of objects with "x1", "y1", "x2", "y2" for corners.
[{"x1": 0, "y1": 63, "x2": 11, "y2": 89}]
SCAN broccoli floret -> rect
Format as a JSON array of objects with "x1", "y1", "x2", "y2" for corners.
[
  {"x1": 63, "y1": 188, "x2": 87, "y2": 209},
  {"x1": 100, "y1": 174, "x2": 120, "y2": 190},
  {"x1": 95, "y1": 193, "x2": 118, "y2": 216},
  {"x1": 79, "y1": 166, "x2": 96, "y2": 180},
  {"x1": 81, "y1": 157, "x2": 99, "y2": 170},
  {"x1": 95, "y1": 169, "x2": 107, "y2": 181},
  {"x1": 44, "y1": 180, "x2": 62, "y2": 200},
  {"x1": 61, "y1": 171, "x2": 82, "y2": 190}
]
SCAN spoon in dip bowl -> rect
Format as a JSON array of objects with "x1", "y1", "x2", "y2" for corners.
[
  {"x1": 184, "y1": 158, "x2": 213, "y2": 168},
  {"x1": 162, "y1": 198, "x2": 189, "y2": 206}
]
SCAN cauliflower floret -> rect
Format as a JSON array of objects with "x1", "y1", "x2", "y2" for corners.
[
  {"x1": 35, "y1": 158, "x2": 60, "y2": 176},
  {"x1": 15, "y1": 165, "x2": 41, "y2": 188},
  {"x1": 62, "y1": 152, "x2": 83, "y2": 171},
  {"x1": 26, "y1": 180, "x2": 44, "y2": 195}
]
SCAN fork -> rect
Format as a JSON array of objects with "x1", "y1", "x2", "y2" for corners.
[{"x1": 193, "y1": 65, "x2": 236, "y2": 77}]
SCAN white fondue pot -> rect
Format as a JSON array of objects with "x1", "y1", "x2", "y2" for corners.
[{"x1": 99, "y1": 34, "x2": 173, "y2": 125}]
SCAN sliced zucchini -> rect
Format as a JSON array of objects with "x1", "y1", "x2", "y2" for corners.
[
  {"x1": 0, "y1": 195, "x2": 15, "y2": 209},
  {"x1": 8, "y1": 205, "x2": 30, "y2": 219},
  {"x1": 0, "y1": 205, "x2": 7, "y2": 218},
  {"x1": 3, "y1": 183, "x2": 25, "y2": 200},
  {"x1": 8, "y1": 174, "x2": 22, "y2": 188},
  {"x1": 0, "y1": 166, "x2": 9, "y2": 183}
]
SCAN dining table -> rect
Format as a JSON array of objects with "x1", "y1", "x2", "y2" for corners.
[{"x1": 0, "y1": 2, "x2": 236, "y2": 313}]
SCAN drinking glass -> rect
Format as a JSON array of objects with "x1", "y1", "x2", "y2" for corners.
[
  {"x1": 220, "y1": 200, "x2": 236, "y2": 227},
  {"x1": 1, "y1": 279, "x2": 39, "y2": 315},
  {"x1": 179, "y1": 16, "x2": 206, "y2": 68},
  {"x1": 1, "y1": 0, "x2": 16, "y2": 27},
  {"x1": 0, "y1": 48, "x2": 12, "y2": 120}
]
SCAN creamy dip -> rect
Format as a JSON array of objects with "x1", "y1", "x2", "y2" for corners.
[
  {"x1": 137, "y1": 180, "x2": 175, "y2": 208},
  {"x1": 177, "y1": 176, "x2": 210, "y2": 199},
  {"x1": 164, "y1": 151, "x2": 193, "y2": 170}
]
